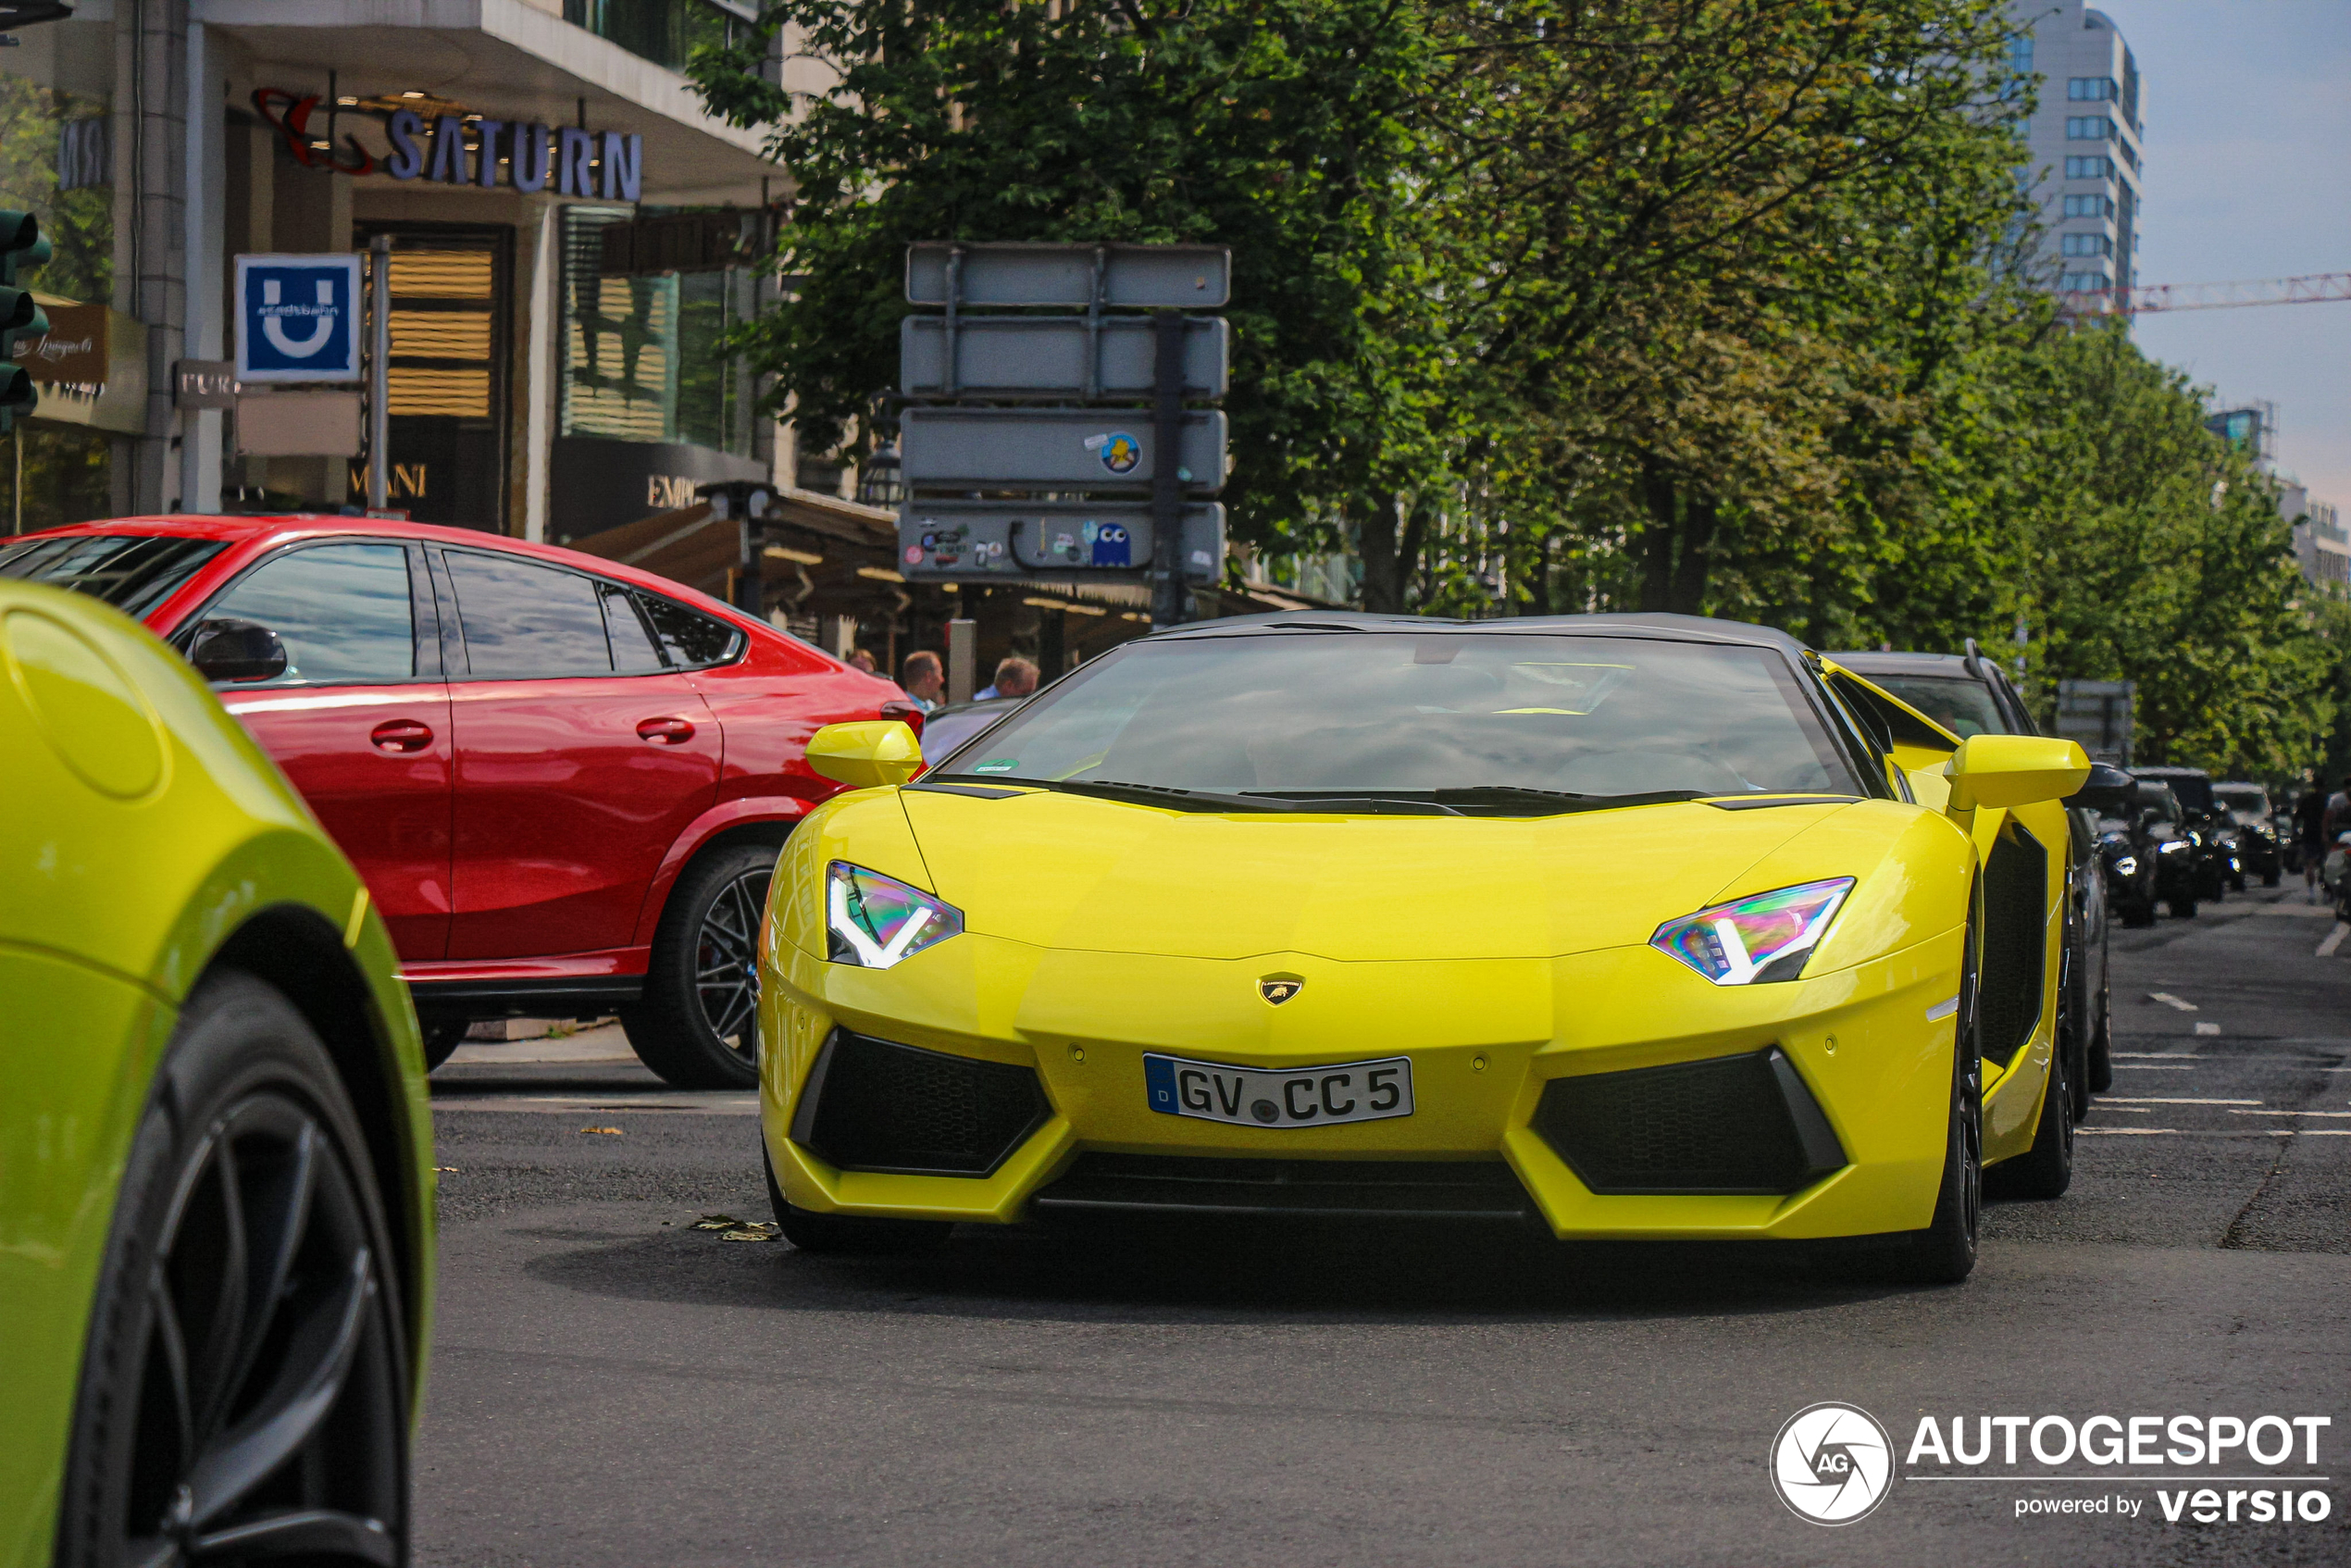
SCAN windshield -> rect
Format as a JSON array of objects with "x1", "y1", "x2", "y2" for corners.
[
  {"x1": 931, "y1": 631, "x2": 1858, "y2": 807},
  {"x1": 2146, "y1": 773, "x2": 2215, "y2": 814},
  {"x1": 1860, "y1": 674, "x2": 2008, "y2": 738},
  {"x1": 2215, "y1": 786, "x2": 2270, "y2": 822},
  {"x1": 0, "y1": 533, "x2": 228, "y2": 620}
]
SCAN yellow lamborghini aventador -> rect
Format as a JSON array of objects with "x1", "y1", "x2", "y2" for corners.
[{"x1": 756, "y1": 613, "x2": 2096, "y2": 1284}]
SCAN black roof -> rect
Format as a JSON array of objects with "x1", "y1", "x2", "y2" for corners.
[
  {"x1": 1153, "y1": 610, "x2": 1812, "y2": 657},
  {"x1": 2133, "y1": 765, "x2": 2211, "y2": 779}
]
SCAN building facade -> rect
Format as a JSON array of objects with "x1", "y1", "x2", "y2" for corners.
[
  {"x1": 2009, "y1": 1, "x2": 2143, "y2": 297},
  {"x1": 0, "y1": 0, "x2": 801, "y2": 543}
]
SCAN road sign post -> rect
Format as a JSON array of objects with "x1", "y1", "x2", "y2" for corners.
[{"x1": 897, "y1": 242, "x2": 1231, "y2": 627}]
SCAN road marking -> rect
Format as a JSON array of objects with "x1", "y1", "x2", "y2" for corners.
[
  {"x1": 2195, "y1": 1021, "x2": 2221, "y2": 1036},
  {"x1": 2101, "y1": 1097, "x2": 2260, "y2": 1104},
  {"x1": 2263, "y1": 1129, "x2": 2351, "y2": 1135},
  {"x1": 2097, "y1": 1106, "x2": 2153, "y2": 1114},
  {"x1": 2114, "y1": 1052, "x2": 2202, "y2": 1059},
  {"x1": 2113, "y1": 1064, "x2": 2197, "y2": 1070},
  {"x1": 2080, "y1": 1127, "x2": 2183, "y2": 1135},
  {"x1": 2319, "y1": 924, "x2": 2349, "y2": 957},
  {"x1": 2149, "y1": 992, "x2": 2199, "y2": 1011},
  {"x1": 2230, "y1": 1108, "x2": 2351, "y2": 1117}
]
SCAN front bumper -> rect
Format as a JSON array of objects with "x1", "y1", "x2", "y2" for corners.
[{"x1": 758, "y1": 929, "x2": 1968, "y2": 1241}]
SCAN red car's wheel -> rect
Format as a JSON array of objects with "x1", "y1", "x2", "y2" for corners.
[{"x1": 621, "y1": 841, "x2": 777, "y2": 1089}]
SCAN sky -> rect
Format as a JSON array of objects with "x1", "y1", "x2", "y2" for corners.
[{"x1": 2096, "y1": 1, "x2": 2351, "y2": 505}]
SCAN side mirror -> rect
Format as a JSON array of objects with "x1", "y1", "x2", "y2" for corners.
[
  {"x1": 805, "y1": 719, "x2": 923, "y2": 789},
  {"x1": 187, "y1": 617, "x2": 286, "y2": 684},
  {"x1": 2064, "y1": 760, "x2": 2136, "y2": 815},
  {"x1": 1944, "y1": 734, "x2": 2090, "y2": 812}
]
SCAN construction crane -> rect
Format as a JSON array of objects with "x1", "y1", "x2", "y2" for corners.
[{"x1": 2059, "y1": 272, "x2": 2351, "y2": 316}]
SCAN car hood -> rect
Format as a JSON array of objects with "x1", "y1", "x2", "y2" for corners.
[{"x1": 891, "y1": 789, "x2": 1875, "y2": 963}]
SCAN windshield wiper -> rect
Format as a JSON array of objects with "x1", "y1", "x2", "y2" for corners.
[
  {"x1": 1039, "y1": 778, "x2": 1296, "y2": 814},
  {"x1": 1426, "y1": 786, "x2": 1710, "y2": 815},
  {"x1": 1238, "y1": 792, "x2": 1463, "y2": 815}
]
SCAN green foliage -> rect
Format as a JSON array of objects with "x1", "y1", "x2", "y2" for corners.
[{"x1": 693, "y1": 0, "x2": 2344, "y2": 776}]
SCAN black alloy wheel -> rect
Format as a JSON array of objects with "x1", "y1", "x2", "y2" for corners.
[
  {"x1": 56, "y1": 974, "x2": 408, "y2": 1568},
  {"x1": 621, "y1": 841, "x2": 777, "y2": 1089},
  {"x1": 1986, "y1": 1040, "x2": 2073, "y2": 1201},
  {"x1": 1879, "y1": 898, "x2": 1983, "y2": 1285}
]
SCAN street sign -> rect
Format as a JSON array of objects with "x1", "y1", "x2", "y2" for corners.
[
  {"x1": 234, "y1": 252, "x2": 363, "y2": 383},
  {"x1": 901, "y1": 314, "x2": 1226, "y2": 399},
  {"x1": 900, "y1": 501, "x2": 1225, "y2": 582},
  {"x1": 906, "y1": 243, "x2": 1229, "y2": 309},
  {"x1": 2056, "y1": 678, "x2": 2133, "y2": 765},
  {"x1": 899, "y1": 406, "x2": 1226, "y2": 491}
]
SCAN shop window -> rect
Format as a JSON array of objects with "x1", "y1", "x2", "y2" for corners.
[
  {"x1": 560, "y1": 205, "x2": 762, "y2": 458},
  {"x1": 351, "y1": 227, "x2": 511, "y2": 529}
]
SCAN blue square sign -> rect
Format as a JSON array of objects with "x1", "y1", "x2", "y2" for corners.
[{"x1": 235, "y1": 253, "x2": 363, "y2": 383}]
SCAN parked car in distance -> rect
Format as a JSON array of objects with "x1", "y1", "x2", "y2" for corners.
[
  {"x1": 2094, "y1": 798, "x2": 2164, "y2": 927},
  {"x1": 2130, "y1": 765, "x2": 2238, "y2": 900},
  {"x1": 2126, "y1": 778, "x2": 2205, "y2": 919},
  {"x1": 1827, "y1": 646, "x2": 2115, "y2": 1114},
  {"x1": 2213, "y1": 781, "x2": 2283, "y2": 887},
  {"x1": 913, "y1": 695, "x2": 1026, "y2": 763},
  {"x1": 3, "y1": 579, "x2": 433, "y2": 1563},
  {"x1": 0, "y1": 516, "x2": 914, "y2": 1089}
]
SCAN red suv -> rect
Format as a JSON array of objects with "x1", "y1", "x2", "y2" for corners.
[{"x1": 0, "y1": 516, "x2": 909, "y2": 1088}]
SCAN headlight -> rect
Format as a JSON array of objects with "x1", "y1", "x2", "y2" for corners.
[
  {"x1": 2113, "y1": 855, "x2": 2140, "y2": 876},
  {"x1": 1650, "y1": 877, "x2": 1855, "y2": 986},
  {"x1": 2159, "y1": 840, "x2": 2188, "y2": 854},
  {"x1": 826, "y1": 862, "x2": 964, "y2": 968}
]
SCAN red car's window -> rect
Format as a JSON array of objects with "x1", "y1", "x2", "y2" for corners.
[
  {"x1": 0, "y1": 534, "x2": 228, "y2": 618},
  {"x1": 635, "y1": 591, "x2": 742, "y2": 667},
  {"x1": 600, "y1": 582, "x2": 667, "y2": 673},
  {"x1": 203, "y1": 543, "x2": 418, "y2": 685},
  {"x1": 445, "y1": 550, "x2": 614, "y2": 678}
]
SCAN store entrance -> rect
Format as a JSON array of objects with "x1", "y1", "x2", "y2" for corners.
[{"x1": 351, "y1": 224, "x2": 511, "y2": 529}]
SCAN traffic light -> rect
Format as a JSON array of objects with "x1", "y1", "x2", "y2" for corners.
[{"x1": 0, "y1": 209, "x2": 53, "y2": 433}]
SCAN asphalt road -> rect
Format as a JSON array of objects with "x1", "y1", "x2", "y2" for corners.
[{"x1": 417, "y1": 887, "x2": 2351, "y2": 1566}]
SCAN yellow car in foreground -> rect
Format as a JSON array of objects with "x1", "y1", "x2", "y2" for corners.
[{"x1": 756, "y1": 613, "x2": 2089, "y2": 1283}]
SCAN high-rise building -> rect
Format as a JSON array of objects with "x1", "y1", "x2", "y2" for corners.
[{"x1": 2009, "y1": 2, "x2": 2144, "y2": 296}]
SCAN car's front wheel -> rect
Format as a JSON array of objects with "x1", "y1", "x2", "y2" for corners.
[
  {"x1": 55, "y1": 972, "x2": 410, "y2": 1568},
  {"x1": 622, "y1": 840, "x2": 777, "y2": 1089}
]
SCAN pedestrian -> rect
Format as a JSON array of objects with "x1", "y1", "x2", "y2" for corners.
[
  {"x1": 2322, "y1": 774, "x2": 2351, "y2": 861},
  {"x1": 2295, "y1": 778, "x2": 2330, "y2": 900},
  {"x1": 899, "y1": 650, "x2": 944, "y2": 713},
  {"x1": 847, "y1": 649, "x2": 877, "y2": 675},
  {"x1": 975, "y1": 655, "x2": 1039, "y2": 703}
]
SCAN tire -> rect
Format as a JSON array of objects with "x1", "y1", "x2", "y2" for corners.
[
  {"x1": 2262, "y1": 870, "x2": 2281, "y2": 888},
  {"x1": 2086, "y1": 994, "x2": 2115, "y2": 1094},
  {"x1": 1986, "y1": 1044, "x2": 2073, "y2": 1200},
  {"x1": 1881, "y1": 906, "x2": 1984, "y2": 1285},
  {"x1": 763, "y1": 1144, "x2": 951, "y2": 1256},
  {"x1": 421, "y1": 1016, "x2": 467, "y2": 1072},
  {"x1": 56, "y1": 973, "x2": 409, "y2": 1568},
  {"x1": 2121, "y1": 900, "x2": 2158, "y2": 929},
  {"x1": 2232, "y1": 873, "x2": 2247, "y2": 893},
  {"x1": 621, "y1": 840, "x2": 778, "y2": 1089},
  {"x1": 2168, "y1": 890, "x2": 2198, "y2": 919}
]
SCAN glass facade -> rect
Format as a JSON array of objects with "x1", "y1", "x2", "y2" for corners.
[
  {"x1": 559, "y1": 205, "x2": 760, "y2": 458},
  {"x1": 563, "y1": 0, "x2": 735, "y2": 71}
]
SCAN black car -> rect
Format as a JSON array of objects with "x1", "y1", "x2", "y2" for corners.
[
  {"x1": 1830, "y1": 646, "x2": 2114, "y2": 1111},
  {"x1": 2094, "y1": 805, "x2": 2163, "y2": 928},
  {"x1": 2214, "y1": 781, "x2": 2283, "y2": 887},
  {"x1": 2131, "y1": 765, "x2": 2239, "y2": 899},
  {"x1": 2118, "y1": 778, "x2": 2205, "y2": 920}
]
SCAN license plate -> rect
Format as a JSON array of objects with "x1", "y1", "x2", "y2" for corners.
[{"x1": 1142, "y1": 1052, "x2": 1413, "y2": 1128}]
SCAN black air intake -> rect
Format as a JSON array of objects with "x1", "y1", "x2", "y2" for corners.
[
  {"x1": 1032, "y1": 1154, "x2": 1532, "y2": 1221},
  {"x1": 1534, "y1": 1048, "x2": 1846, "y2": 1195},
  {"x1": 790, "y1": 1030, "x2": 1050, "y2": 1176}
]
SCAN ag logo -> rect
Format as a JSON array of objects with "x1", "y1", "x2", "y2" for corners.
[
  {"x1": 1770, "y1": 1402, "x2": 1893, "y2": 1525},
  {"x1": 1258, "y1": 977, "x2": 1303, "y2": 1005}
]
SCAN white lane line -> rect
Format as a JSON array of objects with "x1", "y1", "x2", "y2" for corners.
[
  {"x1": 2097, "y1": 1106, "x2": 2153, "y2": 1114},
  {"x1": 2319, "y1": 924, "x2": 2349, "y2": 958},
  {"x1": 2101, "y1": 1097, "x2": 2261, "y2": 1104},
  {"x1": 2115, "y1": 1052, "x2": 2202, "y2": 1059},
  {"x1": 2195, "y1": 1022, "x2": 2222, "y2": 1036},
  {"x1": 2113, "y1": 1064, "x2": 2197, "y2": 1070},
  {"x1": 2150, "y1": 992, "x2": 2199, "y2": 1011},
  {"x1": 2264, "y1": 1129, "x2": 2351, "y2": 1136},
  {"x1": 2081, "y1": 1127, "x2": 2183, "y2": 1135},
  {"x1": 2230, "y1": 1108, "x2": 2351, "y2": 1118}
]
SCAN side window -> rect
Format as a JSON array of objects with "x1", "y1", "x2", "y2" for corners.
[
  {"x1": 445, "y1": 551, "x2": 613, "y2": 678},
  {"x1": 636, "y1": 591, "x2": 744, "y2": 667},
  {"x1": 204, "y1": 542, "x2": 417, "y2": 685},
  {"x1": 601, "y1": 582, "x2": 666, "y2": 674}
]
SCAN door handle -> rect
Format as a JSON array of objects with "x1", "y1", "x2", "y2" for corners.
[
  {"x1": 369, "y1": 719, "x2": 434, "y2": 753},
  {"x1": 637, "y1": 716, "x2": 696, "y2": 744}
]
